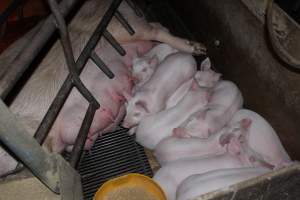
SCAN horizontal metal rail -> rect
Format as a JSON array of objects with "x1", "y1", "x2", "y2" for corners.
[{"x1": 0, "y1": 0, "x2": 80, "y2": 99}]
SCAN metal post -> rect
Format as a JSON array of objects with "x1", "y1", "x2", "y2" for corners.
[
  {"x1": 90, "y1": 51, "x2": 115, "y2": 79},
  {"x1": 47, "y1": 0, "x2": 99, "y2": 106},
  {"x1": 115, "y1": 10, "x2": 135, "y2": 35},
  {"x1": 69, "y1": 103, "x2": 98, "y2": 168},
  {"x1": 0, "y1": 0, "x2": 81, "y2": 99},
  {"x1": 103, "y1": 30, "x2": 126, "y2": 56},
  {"x1": 34, "y1": 0, "x2": 123, "y2": 144},
  {"x1": 0, "y1": 99, "x2": 60, "y2": 193}
]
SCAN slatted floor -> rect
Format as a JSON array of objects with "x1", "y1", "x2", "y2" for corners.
[
  {"x1": 75, "y1": 128, "x2": 153, "y2": 200},
  {"x1": 67, "y1": 1, "x2": 196, "y2": 199}
]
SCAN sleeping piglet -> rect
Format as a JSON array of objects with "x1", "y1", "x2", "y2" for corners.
[
  {"x1": 195, "y1": 58, "x2": 221, "y2": 88},
  {"x1": 153, "y1": 154, "x2": 250, "y2": 200},
  {"x1": 176, "y1": 167, "x2": 270, "y2": 200},
  {"x1": 132, "y1": 43, "x2": 178, "y2": 89},
  {"x1": 135, "y1": 82, "x2": 210, "y2": 149},
  {"x1": 155, "y1": 118, "x2": 251, "y2": 165},
  {"x1": 166, "y1": 58, "x2": 221, "y2": 109},
  {"x1": 224, "y1": 109, "x2": 292, "y2": 169},
  {"x1": 174, "y1": 80, "x2": 243, "y2": 138},
  {"x1": 122, "y1": 52, "x2": 197, "y2": 128}
]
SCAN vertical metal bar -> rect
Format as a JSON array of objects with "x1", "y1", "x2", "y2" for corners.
[
  {"x1": 0, "y1": 99, "x2": 60, "y2": 193},
  {"x1": 76, "y1": 0, "x2": 123, "y2": 69},
  {"x1": 34, "y1": 76, "x2": 73, "y2": 144},
  {"x1": 90, "y1": 51, "x2": 115, "y2": 79},
  {"x1": 34, "y1": 0, "x2": 123, "y2": 144},
  {"x1": 47, "y1": 0, "x2": 99, "y2": 106},
  {"x1": 69, "y1": 103, "x2": 98, "y2": 168},
  {"x1": 115, "y1": 10, "x2": 135, "y2": 35},
  {"x1": 0, "y1": 0, "x2": 80, "y2": 99},
  {"x1": 103, "y1": 30, "x2": 126, "y2": 55},
  {"x1": 125, "y1": 0, "x2": 143, "y2": 17}
]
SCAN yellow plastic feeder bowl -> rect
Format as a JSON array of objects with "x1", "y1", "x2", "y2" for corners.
[{"x1": 93, "y1": 173, "x2": 166, "y2": 200}]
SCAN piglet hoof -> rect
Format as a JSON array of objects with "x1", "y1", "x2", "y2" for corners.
[{"x1": 186, "y1": 40, "x2": 207, "y2": 55}]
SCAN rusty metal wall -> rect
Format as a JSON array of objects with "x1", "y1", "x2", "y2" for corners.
[
  {"x1": 169, "y1": 0, "x2": 300, "y2": 160},
  {"x1": 192, "y1": 164, "x2": 300, "y2": 200}
]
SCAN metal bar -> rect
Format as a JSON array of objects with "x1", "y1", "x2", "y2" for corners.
[
  {"x1": 90, "y1": 51, "x2": 115, "y2": 79},
  {"x1": 103, "y1": 30, "x2": 126, "y2": 56},
  {"x1": 115, "y1": 10, "x2": 135, "y2": 35},
  {"x1": 69, "y1": 103, "x2": 98, "y2": 168},
  {"x1": 47, "y1": 0, "x2": 99, "y2": 106},
  {"x1": 0, "y1": 0, "x2": 23, "y2": 26},
  {"x1": 34, "y1": 0, "x2": 123, "y2": 144},
  {"x1": 0, "y1": 99, "x2": 60, "y2": 193},
  {"x1": 75, "y1": 0, "x2": 123, "y2": 70},
  {"x1": 0, "y1": 0, "x2": 80, "y2": 99},
  {"x1": 34, "y1": 76, "x2": 73, "y2": 144},
  {"x1": 125, "y1": 0, "x2": 143, "y2": 17}
]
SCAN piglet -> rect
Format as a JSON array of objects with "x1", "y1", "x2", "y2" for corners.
[
  {"x1": 135, "y1": 83, "x2": 210, "y2": 149},
  {"x1": 153, "y1": 154, "x2": 249, "y2": 200},
  {"x1": 165, "y1": 79, "x2": 194, "y2": 109},
  {"x1": 132, "y1": 43, "x2": 178, "y2": 89},
  {"x1": 174, "y1": 80, "x2": 243, "y2": 138},
  {"x1": 123, "y1": 52, "x2": 197, "y2": 128},
  {"x1": 155, "y1": 117, "x2": 253, "y2": 165},
  {"x1": 195, "y1": 58, "x2": 221, "y2": 88},
  {"x1": 154, "y1": 134, "x2": 225, "y2": 166},
  {"x1": 132, "y1": 55, "x2": 159, "y2": 90},
  {"x1": 142, "y1": 43, "x2": 178, "y2": 63},
  {"x1": 166, "y1": 58, "x2": 221, "y2": 109},
  {"x1": 177, "y1": 167, "x2": 270, "y2": 200},
  {"x1": 225, "y1": 109, "x2": 292, "y2": 169}
]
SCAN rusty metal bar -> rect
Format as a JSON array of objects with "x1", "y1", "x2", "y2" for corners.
[
  {"x1": 34, "y1": 0, "x2": 123, "y2": 144},
  {"x1": 0, "y1": 0, "x2": 80, "y2": 99},
  {"x1": 115, "y1": 10, "x2": 135, "y2": 35},
  {"x1": 69, "y1": 103, "x2": 98, "y2": 168},
  {"x1": 125, "y1": 0, "x2": 143, "y2": 17},
  {"x1": 47, "y1": 0, "x2": 101, "y2": 170},
  {"x1": 0, "y1": 99, "x2": 60, "y2": 193},
  {"x1": 47, "y1": 0, "x2": 99, "y2": 106},
  {"x1": 103, "y1": 30, "x2": 126, "y2": 56},
  {"x1": 90, "y1": 51, "x2": 115, "y2": 79},
  {"x1": 76, "y1": 0, "x2": 123, "y2": 71}
]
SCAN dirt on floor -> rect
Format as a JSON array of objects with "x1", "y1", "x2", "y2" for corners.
[{"x1": 0, "y1": 176, "x2": 60, "y2": 200}]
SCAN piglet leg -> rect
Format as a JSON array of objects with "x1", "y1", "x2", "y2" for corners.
[
  {"x1": 99, "y1": 107, "x2": 115, "y2": 123},
  {"x1": 147, "y1": 23, "x2": 206, "y2": 55}
]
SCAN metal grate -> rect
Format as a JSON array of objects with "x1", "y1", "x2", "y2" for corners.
[{"x1": 64, "y1": 128, "x2": 153, "y2": 200}]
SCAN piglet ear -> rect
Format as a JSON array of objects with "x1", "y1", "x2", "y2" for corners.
[
  {"x1": 241, "y1": 118, "x2": 252, "y2": 129},
  {"x1": 200, "y1": 58, "x2": 211, "y2": 71},
  {"x1": 135, "y1": 100, "x2": 150, "y2": 113}
]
